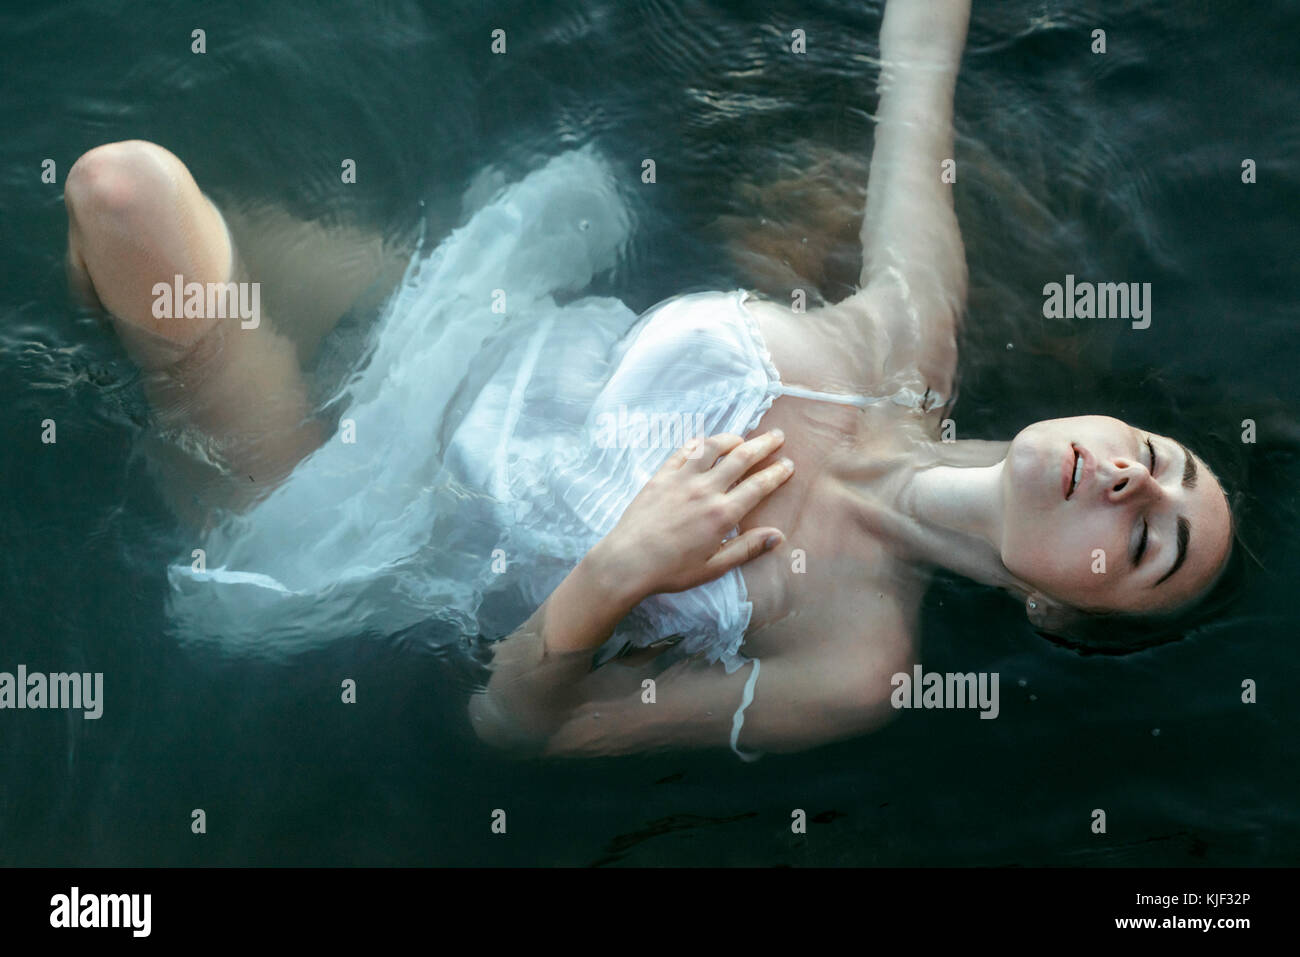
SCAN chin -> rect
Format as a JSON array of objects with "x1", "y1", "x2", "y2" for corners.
[{"x1": 1003, "y1": 421, "x2": 1067, "y2": 508}]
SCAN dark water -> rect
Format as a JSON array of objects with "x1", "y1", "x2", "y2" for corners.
[{"x1": 2, "y1": 0, "x2": 1297, "y2": 865}]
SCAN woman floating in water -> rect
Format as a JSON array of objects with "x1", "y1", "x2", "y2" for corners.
[{"x1": 64, "y1": 0, "x2": 1235, "y2": 759}]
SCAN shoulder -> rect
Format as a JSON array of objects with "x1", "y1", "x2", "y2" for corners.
[
  {"x1": 811, "y1": 286, "x2": 959, "y2": 402},
  {"x1": 741, "y1": 291, "x2": 888, "y2": 395}
]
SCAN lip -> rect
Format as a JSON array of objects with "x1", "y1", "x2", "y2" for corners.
[
  {"x1": 1064, "y1": 444, "x2": 1095, "y2": 500},
  {"x1": 1062, "y1": 446, "x2": 1076, "y2": 499}
]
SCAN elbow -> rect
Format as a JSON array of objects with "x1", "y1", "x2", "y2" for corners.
[
  {"x1": 832, "y1": 651, "x2": 911, "y2": 739},
  {"x1": 850, "y1": 691, "x2": 903, "y2": 737},
  {"x1": 467, "y1": 691, "x2": 549, "y2": 757}
]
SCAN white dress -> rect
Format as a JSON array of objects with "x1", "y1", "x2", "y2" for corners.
[
  {"x1": 166, "y1": 146, "x2": 780, "y2": 675},
  {"x1": 167, "y1": 145, "x2": 940, "y2": 691}
]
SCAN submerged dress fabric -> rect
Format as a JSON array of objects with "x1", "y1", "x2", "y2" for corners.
[{"x1": 166, "y1": 146, "x2": 783, "y2": 674}]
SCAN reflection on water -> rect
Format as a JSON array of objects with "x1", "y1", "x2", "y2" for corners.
[{"x1": 0, "y1": 0, "x2": 1297, "y2": 865}]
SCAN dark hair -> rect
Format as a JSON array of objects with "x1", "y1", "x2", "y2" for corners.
[
  {"x1": 1032, "y1": 528, "x2": 1249, "y2": 655},
  {"x1": 711, "y1": 150, "x2": 1292, "y2": 658},
  {"x1": 1033, "y1": 431, "x2": 1262, "y2": 654},
  {"x1": 1018, "y1": 366, "x2": 1282, "y2": 656}
]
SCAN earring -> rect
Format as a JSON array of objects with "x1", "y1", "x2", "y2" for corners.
[{"x1": 1028, "y1": 599, "x2": 1038, "y2": 611}]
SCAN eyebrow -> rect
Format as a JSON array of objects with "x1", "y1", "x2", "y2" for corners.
[
  {"x1": 1175, "y1": 440, "x2": 1198, "y2": 489},
  {"x1": 1149, "y1": 442, "x2": 1199, "y2": 588}
]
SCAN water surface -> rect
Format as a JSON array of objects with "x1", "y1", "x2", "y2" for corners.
[{"x1": 1, "y1": 0, "x2": 1297, "y2": 865}]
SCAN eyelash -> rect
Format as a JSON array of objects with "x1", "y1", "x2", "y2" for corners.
[{"x1": 1135, "y1": 438, "x2": 1157, "y2": 564}]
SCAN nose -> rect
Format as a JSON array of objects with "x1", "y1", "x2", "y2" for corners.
[{"x1": 1103, "y1": 456, "x2": 1159, "y2": 504}]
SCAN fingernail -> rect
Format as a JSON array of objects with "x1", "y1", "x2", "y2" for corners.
[
  {"x1": 770, "y1": 428, "x2": 784, "y2": 441},
  {"x1": 780, "y1": 457, "x2": 794, "y2": 470},
  {"x1": 764, "y1": 534, "x2": 781, "y2": 549}
]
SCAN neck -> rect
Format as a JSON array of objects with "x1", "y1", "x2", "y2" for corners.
[{"x1": 849, "y1": 435, "x2": 1029, "y2": 594}]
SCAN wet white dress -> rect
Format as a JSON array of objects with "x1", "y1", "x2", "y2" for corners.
[
  {"x1": 166, "y1": 146, "x2": 934, "y2": 696},
  {"x1": 167, "y1": 146, "x2": 778, "y2": 675}
]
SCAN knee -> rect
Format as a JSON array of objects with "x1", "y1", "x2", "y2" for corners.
[{"x1": 65, "y1": 140, "x2": 177, "y2": 224}]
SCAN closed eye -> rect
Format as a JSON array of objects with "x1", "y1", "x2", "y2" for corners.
[
  {"x1": 1134, "y1": 520, "x2": 1149, "y2": 566},
  {"x1": 1132, "y1": 436, "x2": 1157, "y2": 567}
]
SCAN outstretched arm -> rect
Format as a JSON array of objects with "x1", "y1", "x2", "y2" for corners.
[{"x1": 839, "y1": 0, "x2": 971, "y2": 399}]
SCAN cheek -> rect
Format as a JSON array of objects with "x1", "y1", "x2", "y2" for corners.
[{"x1": 1001, "y1": 513, "x2": 1099, "y2": 590}]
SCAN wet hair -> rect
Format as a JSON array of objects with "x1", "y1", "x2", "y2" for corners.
[{"x1": 1032, "y1": 524, "x2": 1248, "y2": 655}]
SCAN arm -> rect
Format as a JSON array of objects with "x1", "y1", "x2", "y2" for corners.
[
  {"x1": 541, "y1": 602, "x2": 913, "y2": 758},
  {"x1": 465, "y1": 543, "x2": 650, "y2": 753},
  {"x1": 468, "y1": 430, "x2": 795, "y2": 754},
  {"x1": 840, "y1": 0, "x2": 972, "y2": 397}
]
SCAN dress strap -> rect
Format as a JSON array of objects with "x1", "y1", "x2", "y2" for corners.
[
  {"x1": 775, "y1": 383, "x2": 876, "y2": 408},
  {"x1": 775, "y1": 383, "x2": 943, "y2": 413},
  {"x1": 730, "y1": 657, "x2": 764, "y2": 762},
  {"x1": 736, "y1": 289, "x2": 944, "y2": 413}
]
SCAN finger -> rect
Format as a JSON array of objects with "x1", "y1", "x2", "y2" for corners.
[
  {"x1": 664, "y1": 436, "x2": 703, "y2": 471},
  {"x1": 725, "y1": 457, "x2": 795, "y2": 515},
  {"x1": 702, "y1": 527, "x2": 784, "y2": 578},
  {"x1": 682, "y1": 432, "x2": 744, "y2": 471},
  {"x1": 709, "y1": 428, "x2": 785, "y2": 487}
]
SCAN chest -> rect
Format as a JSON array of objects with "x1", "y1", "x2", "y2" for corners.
[{"x1": 733, "y1": 395, "x2": 925, "y2": 643}]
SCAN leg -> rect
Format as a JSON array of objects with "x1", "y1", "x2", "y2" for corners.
[
  {"x1": 212, "y1": 199, "x2": 415, "y2": 367},
  {"x1": 66, "y1": 139, "x2": 233, "y2": 369},
  {"x1": 65, "y1": 140, "x2": 323, "y2": 520}
]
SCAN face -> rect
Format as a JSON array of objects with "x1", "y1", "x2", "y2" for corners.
[{"x1": 998, "y1": 415, "x2": 1232, "y2": 615}]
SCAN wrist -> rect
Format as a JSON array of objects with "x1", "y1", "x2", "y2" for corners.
[
  {"x1": 539, "y1": 542, "x2": 646, "y2": 657},
  {"x1": 582, "y1": 537, "x2": 653, "y2": 612}
]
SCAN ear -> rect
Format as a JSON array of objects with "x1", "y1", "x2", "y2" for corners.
[{"x1": 1024, "y1": 593, "x2": 1085, "y2": 636}]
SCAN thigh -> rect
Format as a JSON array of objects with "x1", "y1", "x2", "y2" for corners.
[
  {"x1": 67, "y1": 140, "x2": 416, "y2": 371},
  {"x1": 214, "y1": 199, "x2": 416, "y2": 365},
  {"x1": 65, "y1": 141, "x2": 327, "y2": 518}
]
